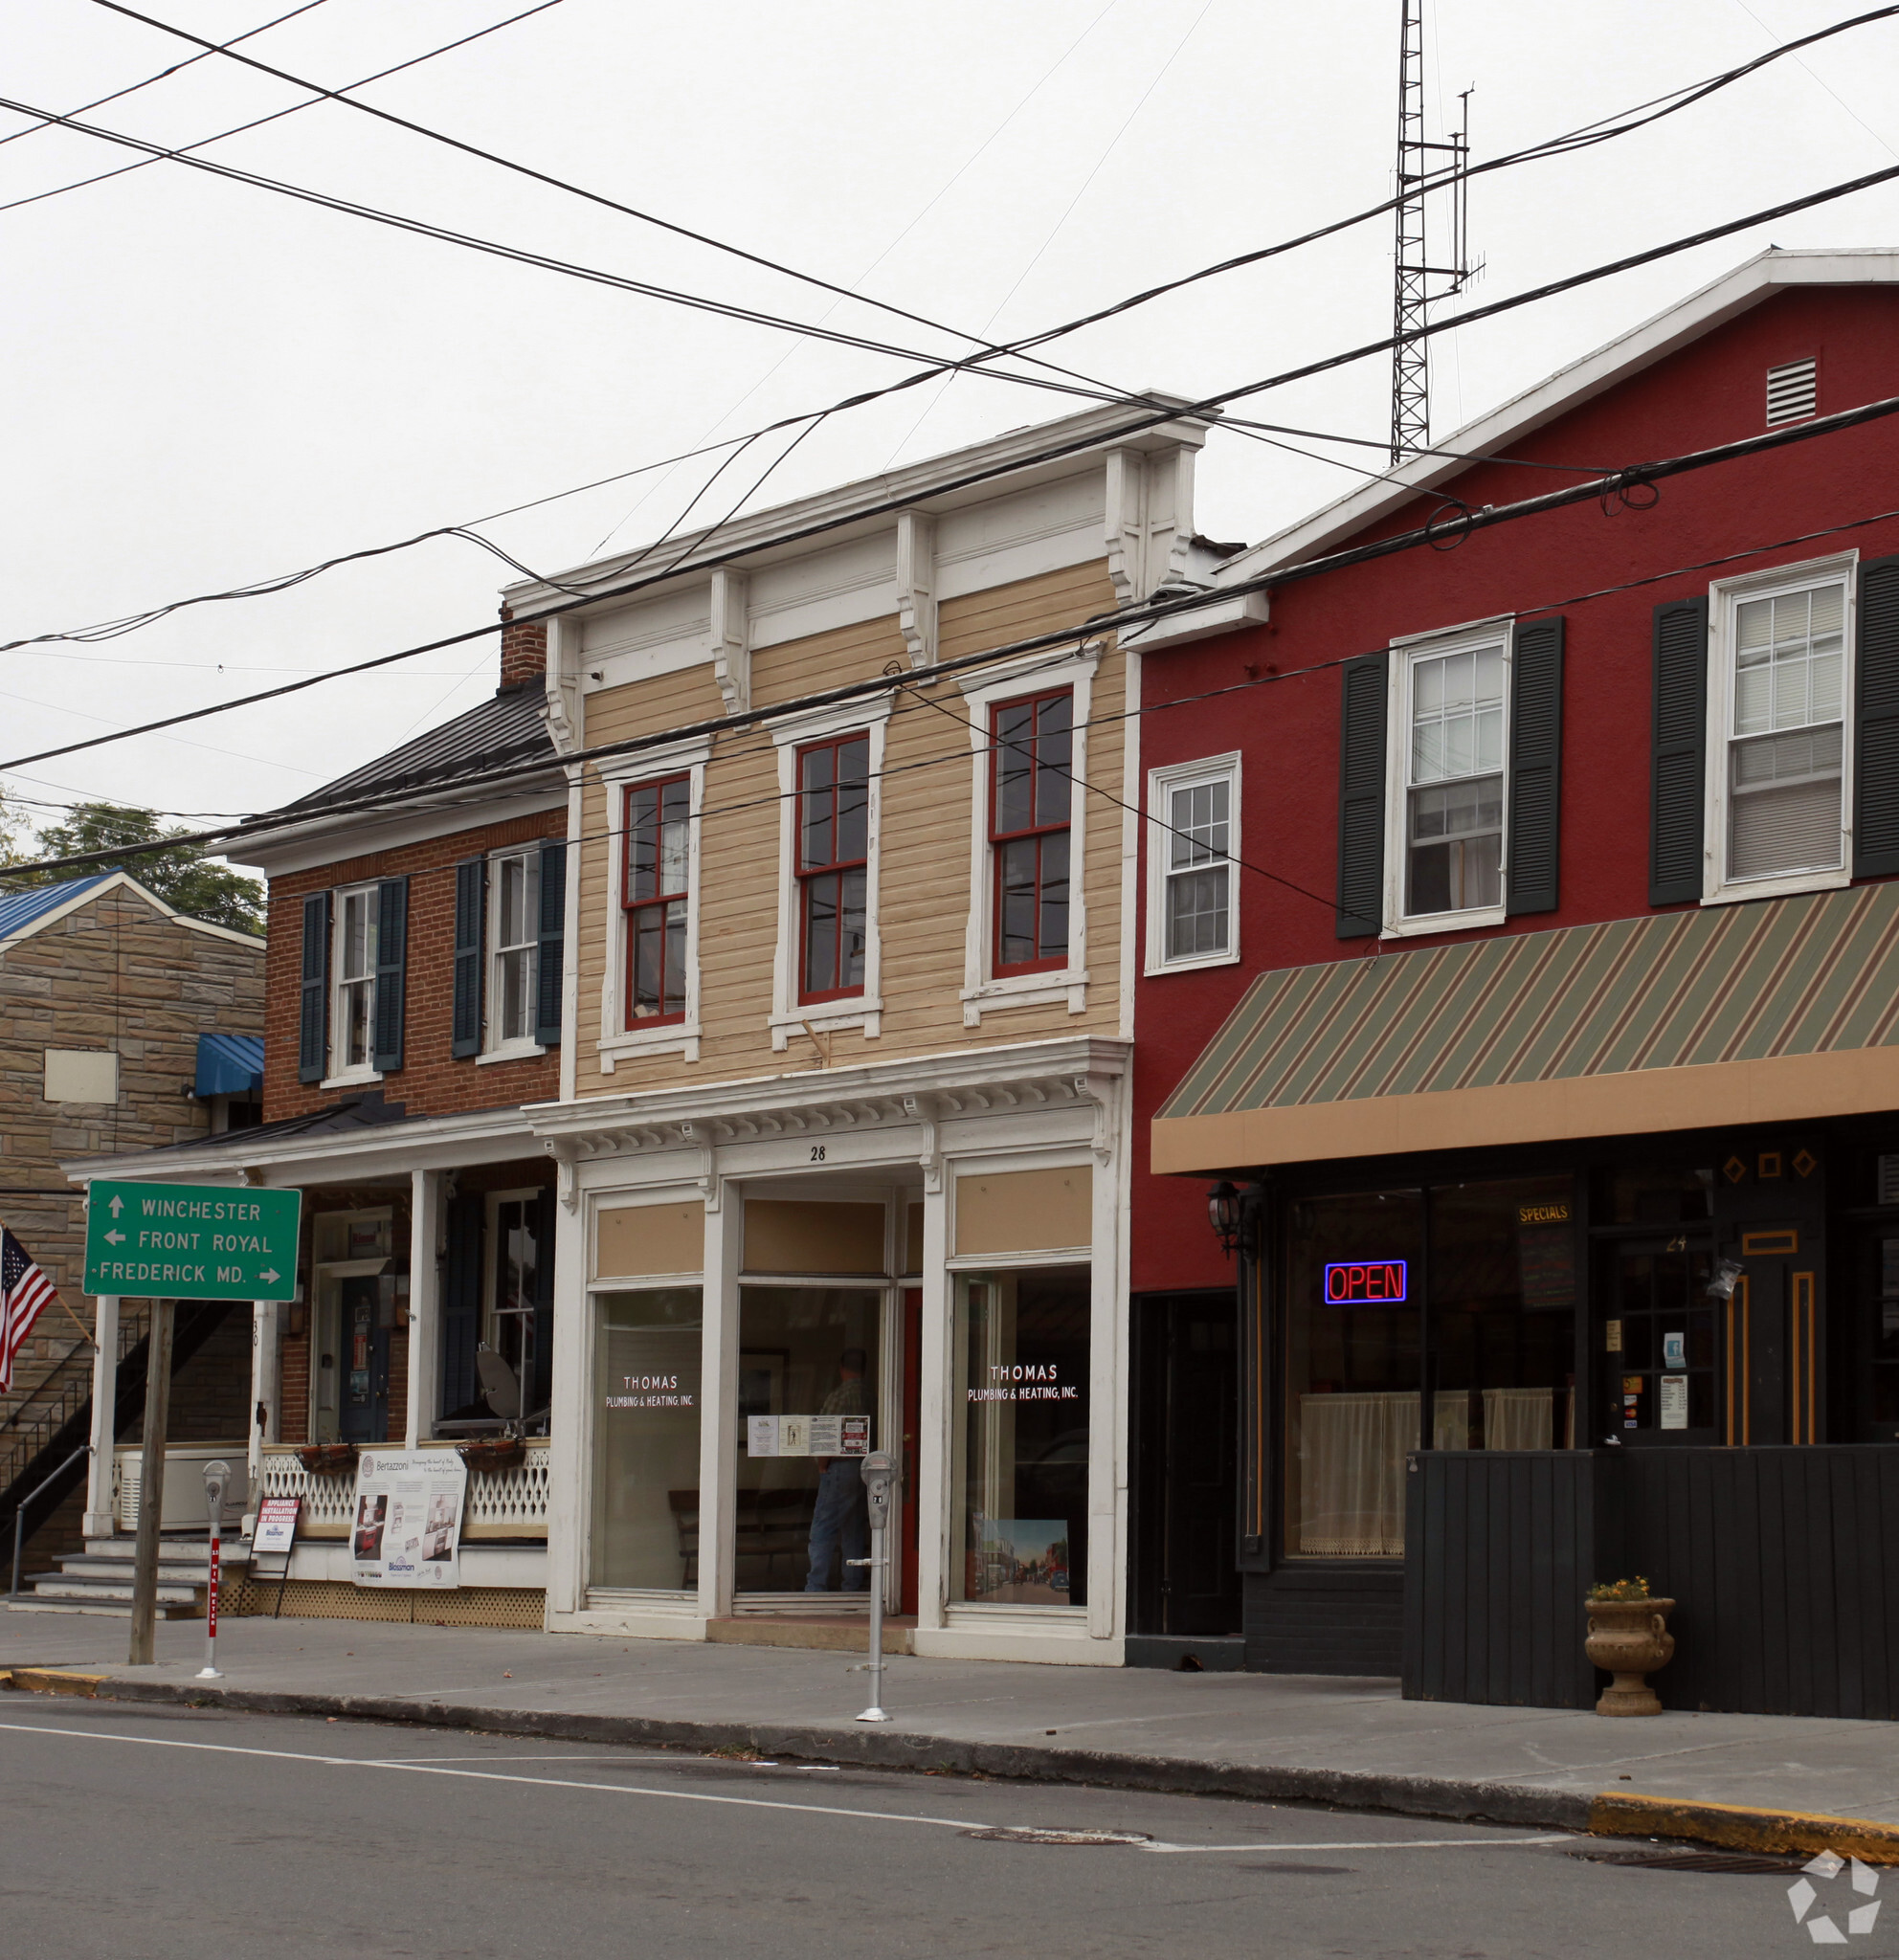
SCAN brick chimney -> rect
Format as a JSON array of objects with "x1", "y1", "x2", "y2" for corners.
[{"x1": 499, "y1": 606, "x2": 548, "y2": 689}]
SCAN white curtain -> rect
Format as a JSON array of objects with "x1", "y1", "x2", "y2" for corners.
[
  {"x1": 1298, "y1": 1392, "x2": 1417, "y2": 1556},
  {"x1": 1483, "y1": 1386, "x2": 1553, "y2": 1451},
  {"x1": 1433, "y1": 1389, "x2": 1473, "y2": 1450}
]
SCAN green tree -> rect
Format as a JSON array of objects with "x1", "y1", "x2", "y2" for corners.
[
  {"x1": 0, "y1": 787, "x2": 33, "y2": 867},
  {"x1": 28, "y1": 802, "x2": 264, "y2": 936}
]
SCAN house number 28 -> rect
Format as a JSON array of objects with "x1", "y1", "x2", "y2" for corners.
[{"x1": 809, "y1": 1146, "x2": 826, "y2": 1162}]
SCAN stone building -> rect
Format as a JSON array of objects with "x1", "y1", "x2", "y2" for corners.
[{"x1": 0, "y1": 871, "x2": 265, "y2": 1560}]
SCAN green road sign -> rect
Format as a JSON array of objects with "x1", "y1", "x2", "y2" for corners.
[{"x1": 83, "y1": 1180, "x2": 302, "y2": 1302}]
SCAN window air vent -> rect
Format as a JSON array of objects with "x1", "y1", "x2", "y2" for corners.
[{"x1": 1766, "y1": 357, "x2": 1818, "y2": 427}]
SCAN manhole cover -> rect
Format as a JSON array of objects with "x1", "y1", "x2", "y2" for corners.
[
  {"x1": 1569, "y1": 1847, "x2": 1800, "y2": 1874},
  {"x1": 963, "y1": 1827, "x2": 1151, "y2": 1847}
]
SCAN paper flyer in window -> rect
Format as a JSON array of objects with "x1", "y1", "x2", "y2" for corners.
[{"x1": 350, "y1": 1450, "x2": 468, "y2": 1589}]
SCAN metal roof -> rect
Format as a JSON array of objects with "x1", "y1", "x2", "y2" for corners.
[
  {"x1": 0, "y1": 873, "x2": 111, "y2": 945},
  {"x1": 1157, "y1": 885, "x2": 1899, "y2": 1165},
  {"x1": 193, "y1": 1033, "x2": 264, "y2": 1099},
  {"x1": 280, "y1": 682, "x2": 557, "y2": 815}
]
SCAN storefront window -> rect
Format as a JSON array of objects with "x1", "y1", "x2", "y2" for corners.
[
  {"x1": 591, "y1": 1288, "x2": 703, "y2": 1592},
  {"x1": 735, "y1": 1287, "x2": 882, "y2": 1595},
  {"x1": 1284, "y1": 1192, "x2": 1423, "y2": 1558},
  {"x1": 952, "y1": 1264, "x2": 1089, "y2": 1608},
  {"x1": 1284, "y1": 1178, "x2": 1578, "y2": 1559},
  {"x1": 1431, "y1": 1178, "x2": 1577, "y2": 1452}
]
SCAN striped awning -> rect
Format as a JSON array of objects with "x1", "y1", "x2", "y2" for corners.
[{"x1": 1152, "y1": 883, "x2": 1899, "y2": 1174}]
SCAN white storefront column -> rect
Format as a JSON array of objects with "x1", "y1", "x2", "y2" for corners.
[
  {"x1": 404, "y1": 1169, "x2": 445, "y2": 1449},
  {"x1": 80, "y1": 1296, "x2": 119, "y2": 1539},
  {"x1": 696, "y1": 1182, "x2": 743, "y2": 1625},
  {"x1": 912, "y1": 1181, "x2": 950, "y2": 1635},
  {"x1": 244, "y1": 1299, "x2": 282, "y2": 1530},
  {"x1": 545, "y1": 1174, "x2": 588, "y2": 1619}
]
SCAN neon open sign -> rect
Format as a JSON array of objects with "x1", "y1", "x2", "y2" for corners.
[{"x1": 1323, "y1": 1259, "x2": 1408, "y2": 1304}]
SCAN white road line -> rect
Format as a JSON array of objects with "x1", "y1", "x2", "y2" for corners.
[{"x1": 0, "y1": 1720, "x2": 1572, "y2": 1856}]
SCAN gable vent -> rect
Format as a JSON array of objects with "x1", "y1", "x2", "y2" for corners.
[{"x1": 1766, "y1": 357, "x2": 1818, "y2": 427}]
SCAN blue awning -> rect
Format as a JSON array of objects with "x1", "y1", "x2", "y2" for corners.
[{"x1": 194, "y1": 1032, "x2": 263, "y2": 1099}]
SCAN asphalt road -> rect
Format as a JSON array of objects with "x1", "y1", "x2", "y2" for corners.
[{"x1": 0, "y1": 1701, "x2": 1867, "y2": 1959}]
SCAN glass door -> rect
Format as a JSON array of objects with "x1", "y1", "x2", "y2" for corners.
[
  {"x1": 1601, "y1": 1236, "x2": 1719, "y2": 1444},
  {"x1": 734, "y1": 1286, "x2": 882, "y2": 1600},
  {"x1": 338, "y1": 1275, "x2": 391, "y2": 1444}
]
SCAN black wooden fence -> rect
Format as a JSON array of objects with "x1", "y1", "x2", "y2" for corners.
[{"x1": 1403, "y1": 1445, "x2": 1899, "y2": 1719}]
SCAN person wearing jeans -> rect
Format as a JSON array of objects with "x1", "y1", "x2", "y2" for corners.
[{"x1": 805, "y1": 1348, "x2": 869, "y2": 1592}]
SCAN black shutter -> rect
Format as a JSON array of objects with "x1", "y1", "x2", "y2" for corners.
[
  {"x1": 1649, "y1": 596, "x2": 1709, "y2": 906},
  {"x1": 451, "y1": 858, "x2": 485, "y2": 1058},
  {"x1": 1506, "y1": 616, "x2": 1565, "y2": 916},
  {"x1": 1335, "y1": 653, "x2": 1389, "y2": 938},
  {"x1": 372, "y1": 877, "x2": 408, "y2": 1073},
  {"x1": 530, "y1": 1186, "x2": 556, "y2": 1422},
  {"x1": 1854, "y1": 554, "x2": 1899, "y2": 877},
  {"x1": 440, "y1": 1193, "x2": 483, "y2": 1420},
  {"x1": 297, "y1": 891, "x2": 330, "y2": 1083},
  {"x1": 535, "y1": 841, "x2": 567, "y2": 1049}
]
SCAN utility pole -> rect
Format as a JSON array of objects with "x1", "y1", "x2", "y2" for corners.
[
  {"x1": 127, "y1": 1300, "x2": 174, "y2": 1665},
  {"x1": 1390, "y1": 0, "x2": 1478, "y2": 464}
]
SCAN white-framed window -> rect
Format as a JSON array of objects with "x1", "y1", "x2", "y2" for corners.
[
  {"x1": 1146, "y1": 753, "x2": 1240, "y2": 973},
  {"x1": 957, "y1": 648, "x2": 1097, "y2": 1024},
  {"x1": 767, "y1": 695, "x2": 890, "y2": 1052},
  {"x1": 486, "y1": 848, "x2": 542, "y2": 1055},
  {"x1": 331, "y1": 884, "x2": 379, "y2": 1080},
  {"x1": 1385, "y1": 623, "x2": 1511, "y2": 936},
  {"x1": 598, "y1": 737, "x2": 711, "y2": 1071},
  {"x1": 1705, "y1": 553, "x2": 1855, "y2": 905}
]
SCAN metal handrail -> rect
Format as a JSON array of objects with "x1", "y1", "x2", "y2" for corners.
[{"x1": 9, "y1": 1444, "x2": 90, "y2": 1600}]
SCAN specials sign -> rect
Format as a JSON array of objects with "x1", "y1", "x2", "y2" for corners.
[{"x1": 1323, "y1": 1258, "x2": 1408, "y2": 1304}]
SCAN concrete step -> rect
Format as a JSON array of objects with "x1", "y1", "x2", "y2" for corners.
[
  {"x1": 29, "y1": 1580, "x2": 203, "y2": 1606},
  {"x1": 4, "y1": 1598, "x2": 202, "y2": 1619},
  {"x1": 56, "y1": 1554, "x2": 217, "y2": 1581},
  {"x1": 706, "y1": 1615, "x2": 915, "y2": 1656}
]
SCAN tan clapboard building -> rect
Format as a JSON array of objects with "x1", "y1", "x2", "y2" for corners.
[{"x1": 517, "y1": 401, "x2": 1218, "y2": 1662}]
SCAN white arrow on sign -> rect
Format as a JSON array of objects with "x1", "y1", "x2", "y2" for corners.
[
  {"x1": 104, "y1": 1229, "x2": 124, "y2": 1244},
  {"x1": 257, "y1": 1268, "x2": 279, "y2": 1284},
  {"x1": 107, "y1": 1194, "x2": 124, "y2": 1216}
]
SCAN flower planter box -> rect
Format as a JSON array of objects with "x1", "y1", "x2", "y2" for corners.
[{"x1": 296, "y1": 1443, "x2": 360, "y2": 1478}]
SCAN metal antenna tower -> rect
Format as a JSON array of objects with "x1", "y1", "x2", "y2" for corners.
[{"x1": 1390, "y1": 0, "x2": 1477, "y2": 464}]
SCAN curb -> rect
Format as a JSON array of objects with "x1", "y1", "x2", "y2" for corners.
[
  {"x1": 8, "y1": 1670, "x2": 1896, "y2": 1861},
  {"x1": 1589, "y1": 1793, "x2": 1899, "y2": 1866},
  {"x1": 10, "y1": 1670, "x2": 1593, "y2": 1833}
]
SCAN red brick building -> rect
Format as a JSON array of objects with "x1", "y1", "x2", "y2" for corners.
[{"x1": 76, "y1": 617, "x2": 572, "y2": 1618}]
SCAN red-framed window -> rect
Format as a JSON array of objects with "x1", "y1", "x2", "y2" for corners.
[
  {"x1": 796, "y1": 732, "x2": 870, "y2": 1002},
  {"x1": 990, "y1": 687, "x2": 1073, "y2": 975},
  {"x1": 624, "y1": 775, "x2": 690, "y2": 1025}
]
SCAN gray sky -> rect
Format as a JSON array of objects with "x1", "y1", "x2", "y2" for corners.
[{"x1": 4, "y1": 0, "x2": 1898, "y2": 840}]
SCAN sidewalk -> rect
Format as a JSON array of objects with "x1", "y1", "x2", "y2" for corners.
[{"x1": 4, "y1": 1615, "x2": 1896, "y2": 1861}]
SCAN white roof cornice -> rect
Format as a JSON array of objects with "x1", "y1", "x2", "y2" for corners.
[
  {"x1": 500, "y1": 399, "x2": 1212, "y2": 617},
  {"x1": 1218, "y1": 248, "x2": 1899, "y2": 585}
]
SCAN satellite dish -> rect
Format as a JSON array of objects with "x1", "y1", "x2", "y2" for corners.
[{"x1": 476, "y1": 1346, "x2": 521, "y2": 1419}]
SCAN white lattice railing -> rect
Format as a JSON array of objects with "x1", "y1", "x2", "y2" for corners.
[{"x1": 253, "y1": 1443, "x2": 550, "y2": 1541}]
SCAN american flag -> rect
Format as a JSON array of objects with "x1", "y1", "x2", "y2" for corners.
[{"x1": 1, "y1": 1225, "x2": 56, "y2": 1393}]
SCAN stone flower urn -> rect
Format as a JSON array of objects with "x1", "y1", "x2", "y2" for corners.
[{"x1": 1584, "y1": 1596, "x2": 1676, "y2": 1716}]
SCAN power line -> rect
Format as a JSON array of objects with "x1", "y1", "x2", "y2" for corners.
[
  {"x1": 9, "y1": 9, "x2": 1890, "y2": 664},
  {"x1": 0, "y1": 0, "x2": 329, "y2": 150},
  {"x1": 84, "y1": 0, "x2": 1128, "y2": 389},
  {"x1": 8, "y1": 385, "x2": 1898, "y2": 888},
  {"x1": 11, "y1": 138, "x2": 1899, "y2": 789},
  {"x1": 0, "y1": 2, "x2": 564, "y2": 218}
]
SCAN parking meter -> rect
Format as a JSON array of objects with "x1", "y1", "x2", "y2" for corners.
[
  {"x1": 860, "y1": 1450, "x2": 898, "y2": 1527},
  {"x1": 199, "y1": 1459, "x2": 231, "y2": 1681},
  {"x1": 854, "y1": 1451, "x2": 899, "y2": 1726}
]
